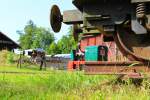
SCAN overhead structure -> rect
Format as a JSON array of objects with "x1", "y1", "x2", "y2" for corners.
[
  {"x1": 50, "y1": 0, "x2": 150, "y2": 63},
  {"x1": 0, "y1": 32, "x2": 20, "y2": 50}
]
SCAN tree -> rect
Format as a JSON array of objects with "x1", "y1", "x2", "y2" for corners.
[
  {"x1": 18, "y1": 21, "x2": 77, "y2": 54},
  {"x1": 56, "y1": 27, "x2": 77, "y2": 54},
  {"x1": 17, "y1": 20, "x2": 55, "y2": 52},
  {"x1": 48, "y1": 42, "x2": 61, "y2": 55}
]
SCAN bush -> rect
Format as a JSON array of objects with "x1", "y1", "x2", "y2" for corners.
[
  {"x1": 0, "y1": 50, "x2": 8, "y2": 65},
  {"x1": 7, "y1": 52, "x2": 14, "y2": 64},
  {"x1": 0, "y1": 50, "x2": 18, "y2": 66}
]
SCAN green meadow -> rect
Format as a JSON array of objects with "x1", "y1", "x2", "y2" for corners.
[
  {"x1": 0, "y1": 66, "x2": 150, "y2": 100},
  {"x1": 0, "y1": 51, "x2": 150, "y2": 100}
]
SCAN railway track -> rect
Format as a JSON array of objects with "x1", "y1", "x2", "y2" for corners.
[{"x1": 0, "y1": 71, "x2": 51, "y2": 75}]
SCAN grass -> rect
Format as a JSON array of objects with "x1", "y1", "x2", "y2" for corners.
[
  {"x1": 0, "y1": 66, "x2": 150, "y2": 99},
  {"x1": 0, "y1": 65, "x2": 114, "y2": 100},
  {"x1": 1, "y1": 51, "x2": 150, "y2": 99}
]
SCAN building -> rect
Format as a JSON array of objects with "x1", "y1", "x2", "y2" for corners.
[{"x1": 0, "y1": 32, "x2": 20, "y2": 51}]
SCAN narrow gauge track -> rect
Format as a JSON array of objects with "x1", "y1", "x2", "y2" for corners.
[{"x1": 0, "y1": 71, "x2": 51, "y2": 75}]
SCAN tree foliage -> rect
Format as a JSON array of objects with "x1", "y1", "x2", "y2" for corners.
[
  {"x1": 18, "y1": 20, "x2": 77, "y2": 54},
  {"x1": 48, "y1": 42, "x2": 60, "y2": 55},
  {"x1": 18, "y1": 20, "x2": 55, "y2": 51},
  {"x1": 57, "y1": 28, "x2": 77, "y2": 54}
]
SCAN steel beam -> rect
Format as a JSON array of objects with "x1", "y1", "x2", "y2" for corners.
[
  {"x1": 84, "y1": 61, "x2": 150, "y2": 75},
  {"x1": 131, "y1": 0, "x2": 150, "y2": 3},
  {"x1": 63, "y1": 10, "x2": 83, "y2": 24}
]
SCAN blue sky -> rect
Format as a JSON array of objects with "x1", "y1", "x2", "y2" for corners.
[{"x1": 0, "y1": 0, "x2": 76, "y2": 42}]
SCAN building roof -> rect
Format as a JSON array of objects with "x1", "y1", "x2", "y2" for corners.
[{"x1": 0, "y1": 31, "x2": 21, "y2": 50}]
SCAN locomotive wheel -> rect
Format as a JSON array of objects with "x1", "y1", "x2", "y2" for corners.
[{"x1": 114, "y1": 25, "x2": 150, "y2": 63}]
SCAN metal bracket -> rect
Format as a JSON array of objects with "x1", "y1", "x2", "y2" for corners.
[
  {"x1": 85, "y1": 15, "x2": 111, "y2": 21},
  {"x1": 131, "y1": 20, "x2": 147, "y2": 34},
  {"x1": 131, "y1": 0, "x2": 150, "y2": 3}
]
